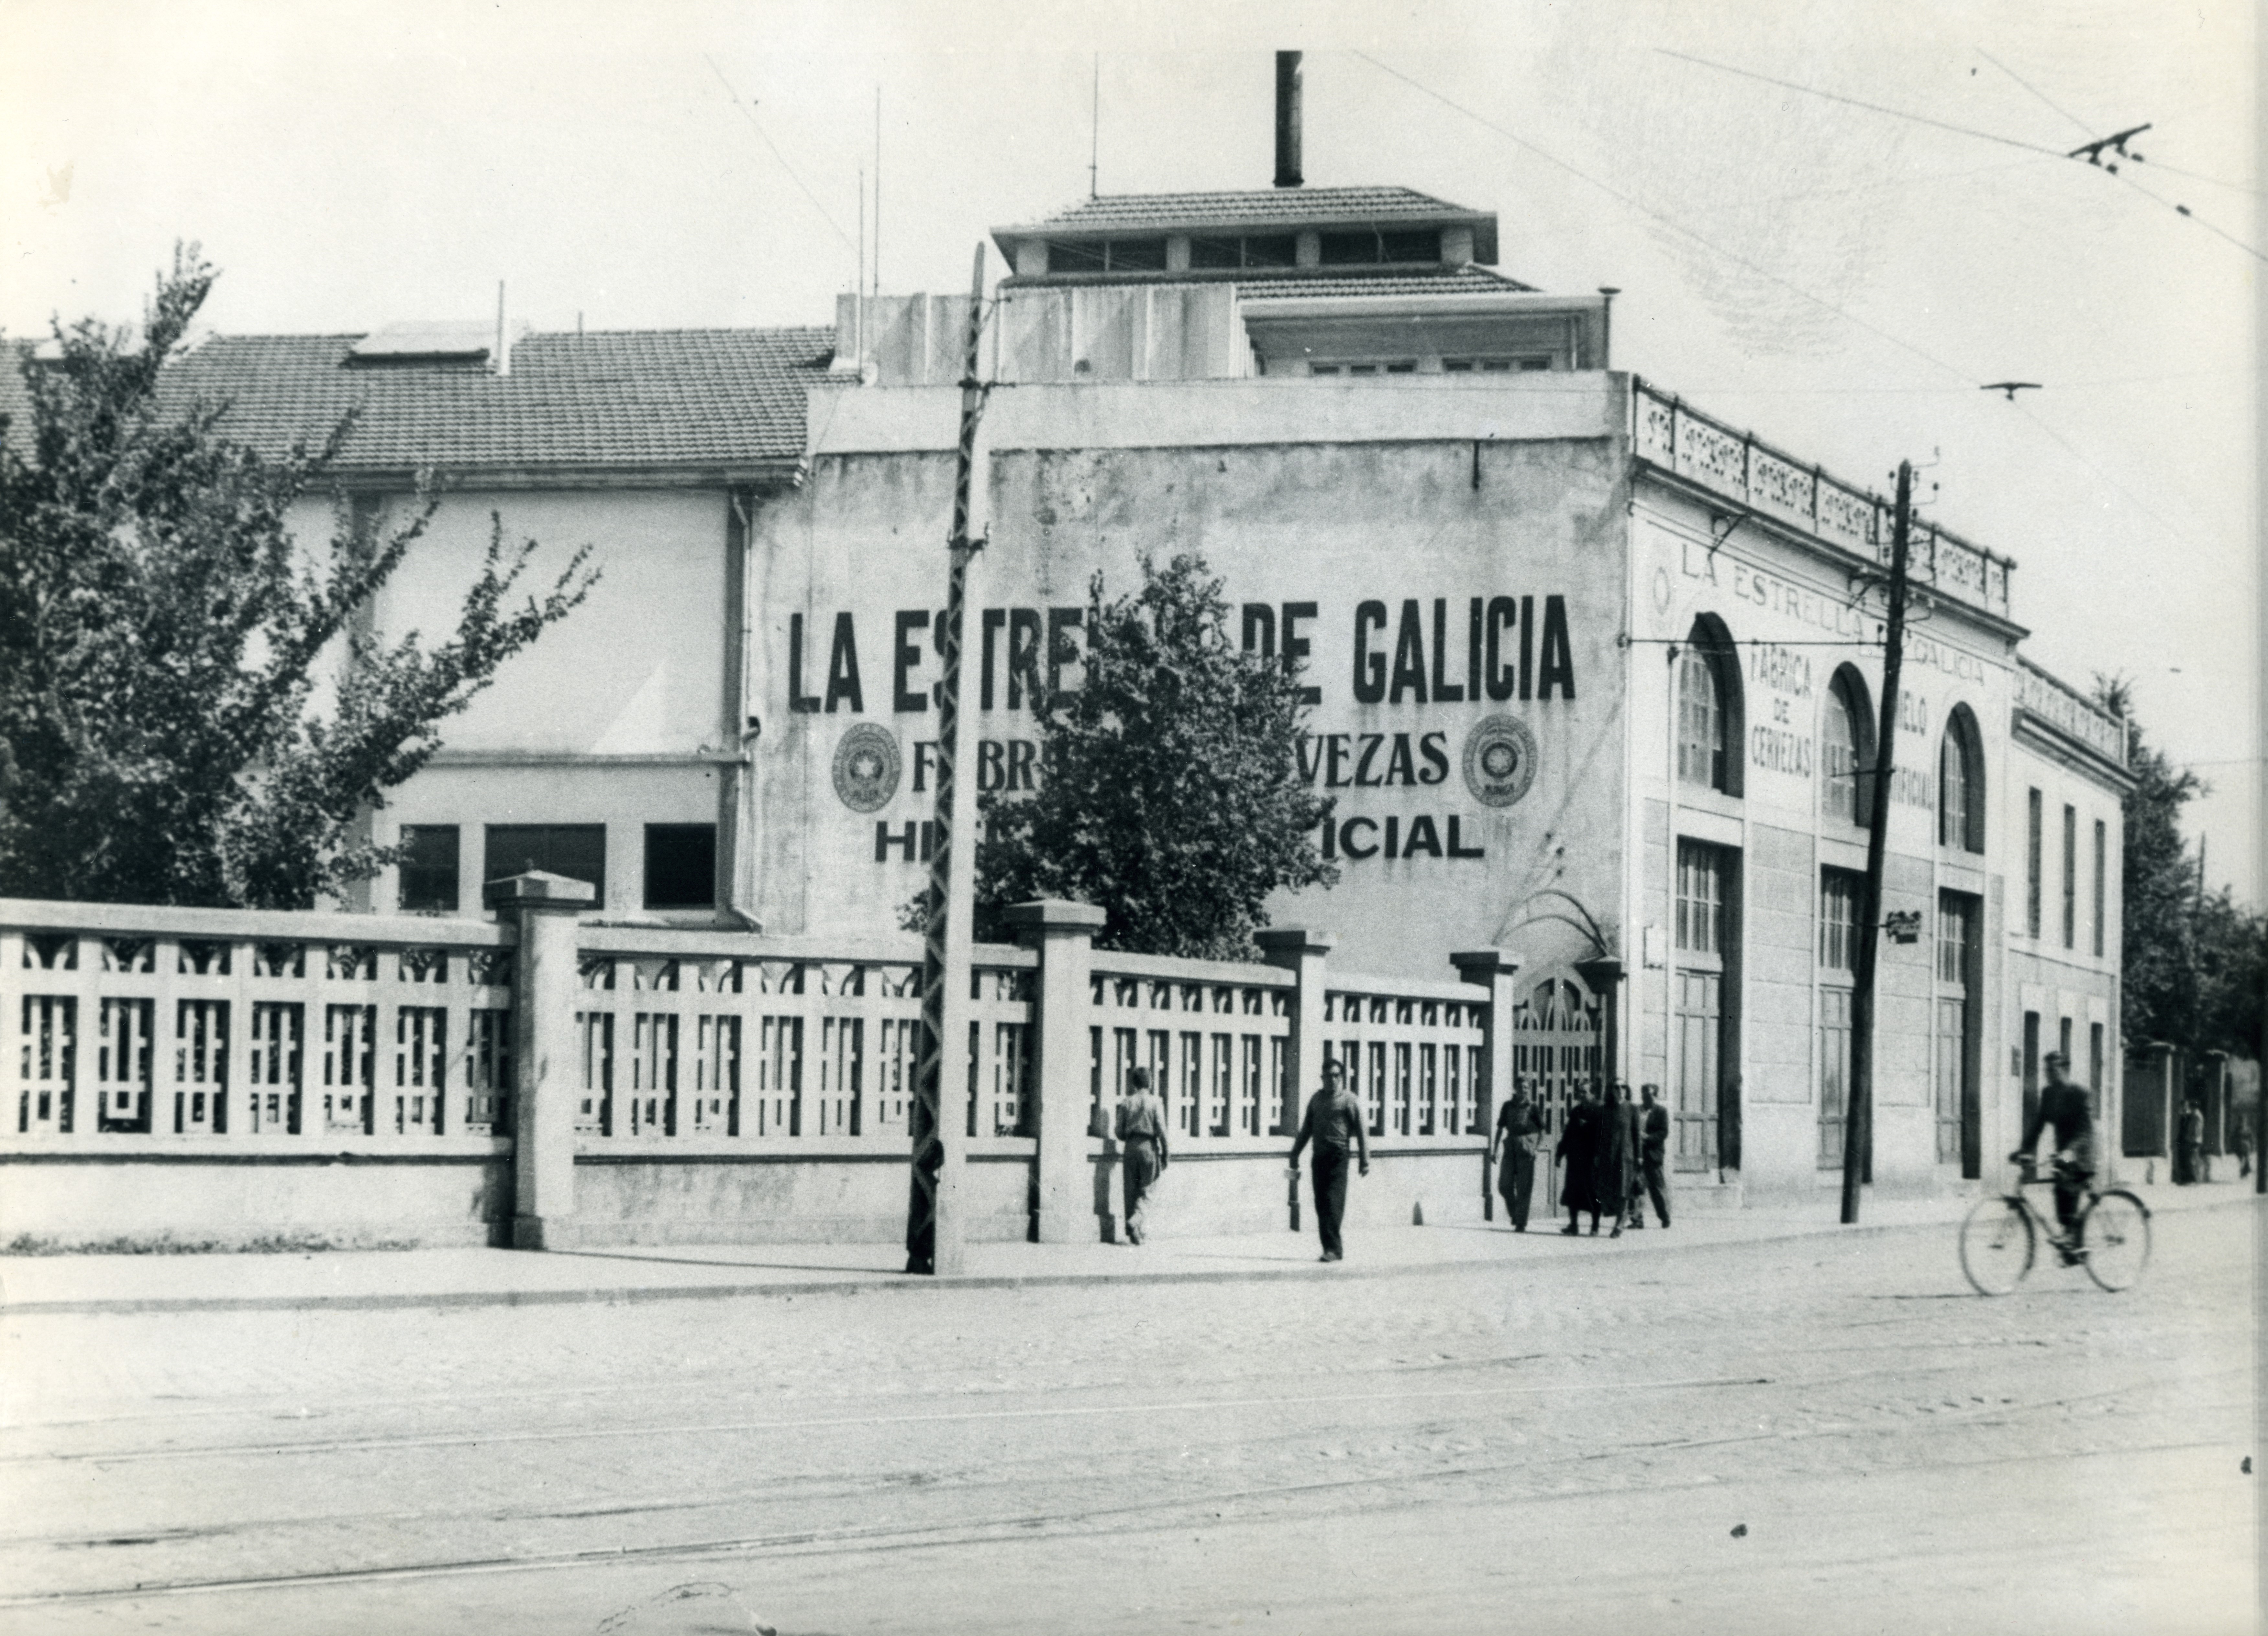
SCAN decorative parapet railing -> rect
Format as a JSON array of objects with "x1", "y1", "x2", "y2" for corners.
[
  {"x1": 2014, "y1": 658, "x2": 2127, "y2": 769},
  {"x1": 1, "y1": 901, "x2": 514, "y2": 1150},
  {"x1": 568, "y1": 927, "x2": 1035, "y2": 1147},
  {"x1": 1321, "y1": 974, "x2": 1490, "y2": 1144},
  {"x1": 1632, "y1": 379, "x2": 2014, "y2": 622},
  {"x1": 1088, "y1": 951, "x2": 1295, "y2": 1145},
  {"x1": 4, "y1": 890, "x2": 1552, "y2": 1245}
]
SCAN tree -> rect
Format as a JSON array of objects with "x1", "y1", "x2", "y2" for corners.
[
  {"x1": 2194, "y1": 885, "x2": 2266, "y2": 1063},
  {"x1": 0, "y1": 246, "x2": 594, "y2": 909},
  {"x1": 968, "y1": 554, "x2": 1337, "y2": 959},
  {"x1": 2096, "y1": 675, "x2": 2202, "y2": 1048}
]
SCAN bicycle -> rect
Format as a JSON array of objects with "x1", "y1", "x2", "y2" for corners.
[{"x1": 1958, "y1": 1158, "x2": 2151, "y2": 1296}]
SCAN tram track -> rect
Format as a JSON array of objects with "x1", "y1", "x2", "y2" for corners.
[{"x1": 0, "y1": 1393, "x2": 2225, "y2": 1610}]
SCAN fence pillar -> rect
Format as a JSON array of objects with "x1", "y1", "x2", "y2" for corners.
[
  {"x1": 1453, "y1": 949, "x2": 1522, "y2": 1218},
  {"x1": 1258, "y1": 927, "x2": 1335, "y2": 1143},
  {"x1": 485, "y1": 870, "x2": 594, "y2": 1250},
  {"x1": 1006, "y1": 899, "x2": 1108, "y2": 1244}
]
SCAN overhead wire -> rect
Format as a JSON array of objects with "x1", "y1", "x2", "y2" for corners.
[
  {"x1": 1346, "y1": 50, "x2": 1983, "y2": 390},
  {"x1": 1660, "y1": 47, "x2": 2265, "y2": 263},
  {"x1": 702, "y1": 56, "x2": 858, "y2": 259},
  {"x1": 1346, "y1": 49, "x2": 2246, "y2": 565}
]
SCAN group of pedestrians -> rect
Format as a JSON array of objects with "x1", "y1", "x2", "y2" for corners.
[
  {"x1": 1502, "y1": 1078, "x2": 1670, "y2": 1237},
  {"x1": 1119, "y1": 1061, "x2": 1674, "y2": 1263}
]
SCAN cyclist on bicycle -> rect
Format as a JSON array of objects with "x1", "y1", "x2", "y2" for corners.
[{"x1": 2010, "y1": 1049, "x2": 2096, "y2": 1263}]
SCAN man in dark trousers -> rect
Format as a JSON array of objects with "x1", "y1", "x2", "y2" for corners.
[
  {"x1": 1289, "y1": 1057, "x2": 1369, "y2": 1261},
  {"x1": 1113, "y1": 1067, "x2": 1168, "y2": 1245},
  {"x1": 1556, "y1": 1083, "x2": 1604, "y2": 1235},
  {"x1": 1489, "y1": 1079, "x2": 1545, "y2": 1231},
  {"x1": 1601, "y1": 1082, "x2": 1640, "y2": 1238},
  {"x1": 2011, "y1": 1049, "x2": 2096, "y2": 1264},
  {"x1": 1634, "y1": 1084, "x2": 1672, "y2": 1228},
  {"x1": 2174, "y1": 1096, "x2": 2205, "y2": 1185}
]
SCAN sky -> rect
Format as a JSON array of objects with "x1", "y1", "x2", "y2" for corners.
[{"x1": 3, "y1": 0, "x2": 2259, "y2": 903}]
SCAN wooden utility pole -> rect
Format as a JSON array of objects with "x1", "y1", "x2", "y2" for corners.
[
  {"x1": 1842, "y1": 461, "x2": 1914, "y2": 1225},
  {"x1": 905, "y1": 246, "x2": 990, "y2": 1275}
]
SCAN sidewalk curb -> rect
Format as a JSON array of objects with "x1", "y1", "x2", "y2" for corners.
[{"x1": 6, "y1": 1192, "x2": 2251, "y2": 1318}]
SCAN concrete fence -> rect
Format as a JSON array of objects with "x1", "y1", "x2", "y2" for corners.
[{"x1": 0, "y1": 879, "x2": 1530, "y2": 1251}]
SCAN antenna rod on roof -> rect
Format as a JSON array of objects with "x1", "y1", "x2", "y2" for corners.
[
  {"x1": 874, "y1": 85, "x2": 883, "y2": 297},
  {"x1": 1274, "y1": 51, "x2": 1303, "y2": 188},
  {"x1": 1090, "y1": 54, "x2": 1100, "y2": 199},
  {"x1": 495, "y1": 281, "x2": 509, "y2": 376}
]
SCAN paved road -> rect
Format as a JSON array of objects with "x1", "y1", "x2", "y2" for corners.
[{"x1": 1, "y1": 1205, "x2": 2256, "y2": 1635}]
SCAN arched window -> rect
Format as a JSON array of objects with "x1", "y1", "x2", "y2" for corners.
[
  {"x1": 1939, "y1": 706, "x2": 1984, "y2": 852},
  {"x1": 1676, "y1": 617, "x2": 1742, "y2": 796},
  {"x1": 1823, "y1": 667, "x2": 1874, "y2": 827}
]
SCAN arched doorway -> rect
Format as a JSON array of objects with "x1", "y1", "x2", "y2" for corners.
[{"x1": 1512, "y1": 974, "x2": 1600, "y2": 1213}]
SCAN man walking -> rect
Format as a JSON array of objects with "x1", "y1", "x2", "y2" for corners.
[
  {"x1": 1490, "y1": 1079, "x2": 1545, "y2": 1231},
  {"x1": 1556, "y1": 1083, "x2": 1604, "y2": 1235},
  {"x1": 1635, "y1": 1084, "x2": 1671, "y2": 1228},
  {"x1": 1114, "y1": 1067, "x2": 1168, "y2": 1245},
  {"x1": 1289, "y1": 1057, "x2": 1369, "y2": 1262},
  {"x1": 1602, "y1": 1082, "x2": 1640, "y2": 1238},
  {"x1": 2174, "y1": 1095, "x2": 2204, "y2": 1186}
]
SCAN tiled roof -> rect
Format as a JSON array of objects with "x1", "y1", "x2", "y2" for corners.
[
  {"x1": 1239, "y1": 266, "x2": 1538, "y2": 300},
  {"x1": 1002, "y1": 185, "x2": 1485, "y2": 235},
  {"x1": 4, "y1": 327, "x2": 836, "y2": 474}
]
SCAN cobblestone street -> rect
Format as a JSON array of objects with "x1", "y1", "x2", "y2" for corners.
[{"x1": 1, "y1": 1201, "x2": 2256, "y2": 1635}]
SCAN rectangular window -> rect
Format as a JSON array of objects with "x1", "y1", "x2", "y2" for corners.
[
  {"x1": 2026, "y1": 789, "x2": 2043, "y2": 937},
  {"x1": 1048, "y1": 239, "x2": 1105, "y2": 272},
  {"x1": 1819, "y1": 869, "x2": 1861, "y2": 973},
  {"x1": 1309, "y1": 363, "x2": 1343, "y2": 376},
  {"x1": 2021, "y1": 1010, "x2": 2040, "y2": 1136},
  {"x1": 485, "y1": 824, "x2": 604, "y2": 904},
  {"x1": 1382, "y1": 361, "x2": 1418, "y2": 374},
  {"x1": 2090, "y1": 1022, "x2": 2104, "y2": 1103},
  {"x1": 1379, "y1": 228, "x2": 1440, "y2": 262},
  {"x1": 1319, "y1": 229, "x2": 1379, "y2": 265},
  {"x1": 2061, "y1": 804, "x2": 2077, "y2": 948},
  {"x1": 2060, "y1": 1015, "x2": 2074, "y2": 1064},
  {"x1": 1676, "y1": 839, "x2": 1729, "y2": 956},
  {"x1": 1936, "y1": 895, "x2": 1973, "y2": 984},
  {"x1": 2092, "y1": 819, "x2": 2107, "y2": 958},
  {"x1": 398, "y1": 825, "x2": 460, "y2": 912},
  {"x1": 643, "y1": 824, "x2": 716, "y2": 910},
  {"x1": 1105, "y1": 238, "x2": 1167, "y2": 271},
  {"x1": 1191, "y1": 234, "x2": 1297, "y2": 269}
]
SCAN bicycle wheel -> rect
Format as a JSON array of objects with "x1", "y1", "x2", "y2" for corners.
[
  {"x1": 1960, "y1": 1195, "x2": 2035, "y2": 1295},
  {"x1": 2078, "y1": 1190, "x2": 2152, "y2": 1292}
]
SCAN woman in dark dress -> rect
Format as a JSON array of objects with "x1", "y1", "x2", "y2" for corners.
[
  {"x1": 1556, "y1": 1084, "x2": 1604, "y2": 1235},
  {"x1": 1600, "y1": 1082, "x2": 1640, "y2": 1238}
]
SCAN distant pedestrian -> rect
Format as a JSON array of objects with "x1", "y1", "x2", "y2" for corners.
[
  {"x1": 2232, "y1": 1116, "x2": 2253, "y2": 1179},
  {"x1": 2174, "y1": 1097, "x2": 2205, "y2": 1186},
  {"x1": 1114, "y1": 1067, "x2": 1168, "y2": 1244},
  {"x1": 1289, "y1": 1057, "x2": 1369, "y2": 1262},
  {"x1": 1602, "y1": 1082, "x2": 1640, "y2": 1238},
  {"x1": 1635, "y1": 1084, "x2": 1671, "y2": 1229},
  {"x1": 1490, "y1": 1079, "x2": 1545, "y2": 1231},
  {"x1": 1556, "y1": 1083, "x2": 1605, "y2": 1235}
]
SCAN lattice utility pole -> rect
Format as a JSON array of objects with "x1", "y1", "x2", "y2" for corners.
[
  {"x1": 906, "y1": 246, "x2": 991, "y2": 1275},
  {"x1": 1842, "y1": 460, "x2": 1914, "y2": 1225}
]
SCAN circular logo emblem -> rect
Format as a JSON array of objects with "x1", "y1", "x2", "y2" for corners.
[
  {"x1": 1463, "y1": 714, "x2": 1538, "y2": 808},
  {"x1": 832, "y1": 723, "x2": 902, "y2": 812}
]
